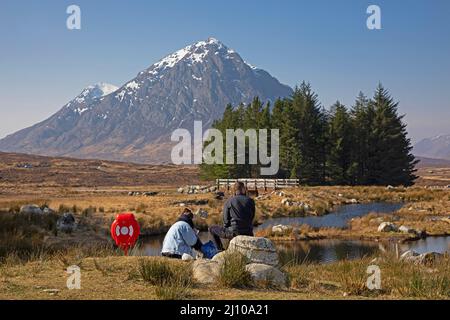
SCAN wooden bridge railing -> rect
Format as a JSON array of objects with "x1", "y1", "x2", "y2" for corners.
[{"x1": 216, "y1": 178, "x2": 300, "y2": 191}]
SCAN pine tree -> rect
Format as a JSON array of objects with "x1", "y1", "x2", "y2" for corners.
[
  {"x1": 272, "y1": 97, "x2": 300, "y2": 178},
  {"x1": 295, "y1": 82, "x2": 328, "y2": 184},
  {"x1": 328, "y1": 101, "x2": 353, "y2": 184},
  {"x1": 366, "y1": 84, "x2": 418, "y2": 185},
  {"x1": 349, "y1": 92, "x2": 373, "y2": 184}
]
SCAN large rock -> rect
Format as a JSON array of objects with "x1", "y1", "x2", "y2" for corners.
[
  {"x1": 192, "y1": 259, "x2": 220, "y2": 285},
  {"x1": 271, "y1": 224, "x2": 292, "y2": 235},
  {"x1": 377, "y1": 222, "x2": 398, "y2": 232},
  {"x1": 20, "y1": 205, "x2": 43, "y2": 215},
  {"x1": 400, "y1": 250, "x2": 443, "y2": 265},
  {"x1": 398, "y1": 225, "x2": 417, "y2": 234},
  {"x1": 228, "y1": 236, "x2": 279, "y2": 266},
  {"x1": 57, "y1": 213, "x2": 76, "y2": 233},
  {"x1": 211, "y1": 251, "x2": 227, "y2": 266},
  {"x1": 245, "y1": 263, "x2": 287, "y2": 289}
]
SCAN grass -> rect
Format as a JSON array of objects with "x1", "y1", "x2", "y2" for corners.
[
  {"x1": 137, "y1": 258, "x2": 193, "y2": 300},
  {"x1": 218, "y1": 252, "x2": 253, "y2": 288},
  {"x1": 285, "y1": 253, "x2": 450, "y2": 299},
  {"x1": 1, "y1": 185, "x2": 448, "y2": 241},
  {"x1": 0, "y1": 211, "x2": 59, "y2": 260},
  {"x1": 1, "y1": 253, "x2": 448, "y2": 299}
]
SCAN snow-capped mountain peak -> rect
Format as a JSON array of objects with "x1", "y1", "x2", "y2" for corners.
[
  {"x1": 142, "y1": 38, "x2": 248, "y2": 78},
  {"x1": 72, "y1": 82, "x2": 119, "y2": 104},
  {"x1": 0, "y1": 38, "x2": 292, "y2": 163}
]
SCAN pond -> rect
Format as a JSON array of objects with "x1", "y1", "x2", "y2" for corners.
[
  {"x1": 138, "y1": 202, "x2": 450, "y2": 264},
  {"x1": 275, "y1": 236, "x2": 450, "y2": 265},
  {"x1": 255, "y1": 202, "x2": 404, "y2": 230}
]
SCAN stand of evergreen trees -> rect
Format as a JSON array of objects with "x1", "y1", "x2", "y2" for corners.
[{"x1": 200, "y1": 82, "x2": 418, "y2": 186}]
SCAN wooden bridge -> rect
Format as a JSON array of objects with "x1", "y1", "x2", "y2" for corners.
[{"x1": 216, "y1": 178, "x2": 300, "y2": 191}]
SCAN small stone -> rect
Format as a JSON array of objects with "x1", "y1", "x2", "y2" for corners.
[
  {"x1": 43, "y1": 289, "x2": 60, "y2": 294},
  {"x1": 377, "y1": 222, "x2": 398, "y2": 232},
  {"x1": 271, "y1": 224, "x2": 292, "y2": 235},
  {"x1": 182, "y1": 253, "x2": 195, "y2": 261}
]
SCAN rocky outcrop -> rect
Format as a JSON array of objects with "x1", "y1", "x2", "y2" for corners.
[
  {"x1": 177, "y1": 185, "x2": 217, "y2": 194},
  {"x1": 128, "y1": 191, "x2": 158, "y2": 197},
  {"x1": 227, "y1": 236, "x2": 279, "y2": 266},
  {"x1": 280, "y1": 198, "x2": 310, "y2": 210},
  {"x1": 20, "y1": 205, "x2": 43, "y2": 215}
]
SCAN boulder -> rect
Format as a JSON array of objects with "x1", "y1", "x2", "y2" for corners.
[
  {"x1": 400, "y1": 250, "x2": 419, "y2": 261},
  {"x1": 399, "y1": 225, "x2": 417, "y2": 234},
  {"x1": 20, "y1": 205, "x2": 43, "y2": 215},
  {"x1": 400, "y1": 250, "x2": 443, "y2": 265},
  {"x1": 228, "y1": 236, "x2": 279, "y2": 266},
  {"x1": 245, "y1": 263, "x2": 287, "y2": 289},
  {"x1": 271, "y1": 224, "x2": 292, "y2": 235},
  {"x1": 417, "y1": 252, "x2": 443, "y2": 265},
  {"x1": 57, "y1": 213, "x2": 76, "y2": 233},
  {"x1": 377, "y1": 222, "x2": 398, "y2": 232},
  {"x1": 192, "y1": 259, "x2": 220, "y2": 284},
  {"x1": 211, "y1": 251, "x2": 227, "y2": 266}
]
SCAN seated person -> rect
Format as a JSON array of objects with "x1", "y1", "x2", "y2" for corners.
[
  {"x1": 209, "y1": 182, "x2": 255, "y2": 251},
  {"x1": 161, "y1": 208, "x2": 203, "y2": 259}
]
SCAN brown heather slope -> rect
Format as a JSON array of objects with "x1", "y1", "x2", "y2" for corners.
[{"x1": 0, "y1": 151, "x2": 201, "y2": 187}]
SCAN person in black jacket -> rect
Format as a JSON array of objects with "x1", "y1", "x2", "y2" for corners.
[{"x1": 209, "y1": 182, "x2": 255, "y2": 251}]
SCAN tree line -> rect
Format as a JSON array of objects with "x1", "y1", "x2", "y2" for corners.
[{"x1": 200, "y1": 82, "x2": 418, "y2": 186}]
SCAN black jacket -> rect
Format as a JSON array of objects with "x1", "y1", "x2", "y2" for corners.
[{"x1": 223, "y1": 194, "x2": 255, "y2": 236}]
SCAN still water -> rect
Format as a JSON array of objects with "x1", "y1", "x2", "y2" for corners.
[{"x1": 138, "y1": 202, "x2": 449, "y2": 264}]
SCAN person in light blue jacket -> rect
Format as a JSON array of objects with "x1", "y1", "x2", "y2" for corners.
[{"x1": 161, "y1": 208, "x2": 203, "y2": 259}]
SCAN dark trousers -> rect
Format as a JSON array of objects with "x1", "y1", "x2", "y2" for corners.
[
  {"x1": 208, "y1": 225, "x2": 235, "y2": 251},
  {"x1": 162, "y1": 252, "x2": 182, "y2": 259}
]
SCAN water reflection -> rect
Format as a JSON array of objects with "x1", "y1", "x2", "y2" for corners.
[{"x1": 256, "y1": 202, "x2": 404, "y2": 230}]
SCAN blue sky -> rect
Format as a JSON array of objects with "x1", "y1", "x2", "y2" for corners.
[{"x1": 1, "y1": 0, "x2": 449, "y2": 142}]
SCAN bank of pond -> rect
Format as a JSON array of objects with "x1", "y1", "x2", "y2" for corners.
[{"x1": 139, "y1": 202, "x2": 450, "y2": 264}]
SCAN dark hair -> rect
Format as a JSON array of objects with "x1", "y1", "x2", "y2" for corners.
[
  {"x1": 234, "y1": 181, "x2": 246, "y2": 195},
  {"x1": 178, "y1": 208, "x2": 194, "y2": 228}
]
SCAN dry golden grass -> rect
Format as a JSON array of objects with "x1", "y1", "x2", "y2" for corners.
[{"x1": 1, "y1": 253, "x2": 448, "y2": 300}]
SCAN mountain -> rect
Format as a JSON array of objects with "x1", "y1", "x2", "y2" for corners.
[
  {"x1": 414, "y1": 134, "x2": 450, "y2": 161},
  {"x1": 0, "y1": 38, "x2": 292, "y2": 163}
]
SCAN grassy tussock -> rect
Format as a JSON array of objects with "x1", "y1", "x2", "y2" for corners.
[
  {"x1": 0, "y1": 211, "x2": 59, "y2": 260},
  {"x1": 137, "y1": 258, "x2": 193, "y2": 300},
  {"x1": 287, "y1": 253, "x2": 450, "y2": 299},
  {"x1": 218, "y1": 252, "x2": 253, "y2": 288}
]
